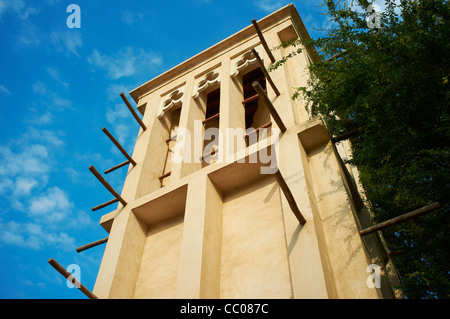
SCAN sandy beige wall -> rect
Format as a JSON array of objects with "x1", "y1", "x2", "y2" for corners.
[
  {"x1": 134, "y1": 215, "x2": 184, "y2": 298},
  {"x1": 220, "y1": 175, "x2": 292, "y2": 298}
]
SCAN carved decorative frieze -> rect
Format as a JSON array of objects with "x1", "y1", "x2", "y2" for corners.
[
  {"x1": 157, "y1": 88, "x2": 184, "y2": 118},
  {"x1": 231, "y1": 46, "x2": 263, "y2": 78},
  {"x1": 193, "y1": 71, "x2": 220, "y2": 98}
]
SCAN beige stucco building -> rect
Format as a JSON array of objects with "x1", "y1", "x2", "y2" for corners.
[{"x1": 92, "y1": 4, "x2": 402, "y2": 299}]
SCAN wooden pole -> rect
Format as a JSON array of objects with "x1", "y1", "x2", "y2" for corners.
[
  {"x1": 48, "y1": 258, "x2": 98, "y2": 299},
  {"x1": 332, "y1": 128, "x2": 362, "y2": 143},
  {"x1": 104, "y1": 160, "x2": 131, "y2": 175},
  {"x1": 158, "y1": 171, "x2": 171, "y2": 181},
  {"x1": 274, "y1": 170, "x2": 306, "y2": 225},
  {"x1": 252, "y1": 81, "x2": 286, "y2": 132},
  {"x1": 120, "y1": 92, "x2": 147, "y2": 131},
  {"x1": 91, "y1": 198, "x2": 119, "y2": 211},
  {"x1": 200, "y1": 148, "x2": 219, "y2": 162},
  {"x1": 324, "y1": 49, "x2": 348, "y2": 62},
  {"x1": 102, "y1": 128, "x2": 137, "y2": 166},
  {"x1": 251, "y1": 19, "x2": 276, "y2": 63},
  {"x1": 359, "y1": 202, "x2": 441, "y2": 236},
  {"x1": 245, "y1": 121, "x2": 272, "y2": 141},
  {"x1": 242, "y1": 90, "x2": 266, "y2": 104},
  {"x1": 89, "y1": 165, "x2": 127, "y2": 207},
  {"x1": 166, "y1": 135, "x2": 177, "y2": 143},
  {"x1": 251, "y1": 49, "x2": 280, "y2": 96},
  {"x1": 76, "y1": 237, "x2": 109, "y2": 253},
  {"x1": 202, "y1": 113, "x2": 220, "y2": 125}
]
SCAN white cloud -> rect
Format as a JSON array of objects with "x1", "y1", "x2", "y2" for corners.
[
  {"x1": 104, "y1": 101, "x2": 139, "y2": 154},
  {"x1": 0, "y1": 143, "x2": 50, "y2": 178},
  {"x1": 64, "y1": 166, "x2": 86, "y2": 184},
  {"x1": 0, "y1": 178, "x2": 13, "y2": 193},
  {"x1": 87, "y1": 47, "x2": 163, "y2": 80},
  {"x1": 0, "y1": 84, "x2": 11, "y2": 95},
  {"x1": 32, "y1": 81, "x2": 71, "y2": 109},
  {"x1": 16, "y1": 21, "x2": 42, "y2": 47},
  {"x1": 121, "y1": 10, "x2": 144, "y2": 26},
  {"x1": 106, "y1": 83, "x2": 131, "y2": 101},
  {"x1": 114, "y1": 123, "x2": 131, "y2": 146},
  {"x1": 15, "y1": 127, "x2": 65, "y2": 151},
  {"x1": 0, "y1": 142, "x2": 50, "y2": 212},
  {"x1": 19, "y1": 5, "x2": 38, "y2": 20},
  {"x1": 29, "y1": 187, "x2": 71, "y2": 215},
  {"x1": 106, "y1": 103, "x2": 129, "y2": 124},
  {"x1": 0, "y1": 219, "x2": 76, "y2": 251},
  {"x1": 43, "y1": 0, "x2": 61, "y2": 5},
  {"x1": 46, "y1": 67, "x2": 69, "y2": 89},
  {"x1": 67, "y1": 210, "x2": 92, "y2": 229},
  {"x1": 0, "y1": 220, "x2": 25, "y2": 246},
  {"x1": 32, "y1": 81, "x2": 47, "y2": 95},
  {"x1": 14, "y1": 177, "x2": 38, "y2": 196},
  {"x1": 28, "y1": 186, "x2": 73, "y2": 224},
  {"x1": 49, "y1": 29, "x2": 83, "y2": 57},
  {"x1": 30, "y1": 128, "x2": 65, "y2": 148},
  {"x1": 0, "y1": 0, "x2": 38, "y2": 22},
  {"x1": 0, "y1": 180, "x2": 92, "y2": 251},
  {"x1": 0, "y1": 146, "x2": 94, "y2": 249},
  {"x1": 0, "y1": 128, "x2": 65, "y2": 203},
  {"x1": 253, "y1": 0, "x2": 285, "y2": 12},
  {"x1": 0, "y1": 87, "x2": 94, "y2": 253},
  {"x1": 28, "y1": 109, "x2": 53, "y2": 125},
  {"x1": 2, "y1": 2, "x2": 41, "y2": 49}
]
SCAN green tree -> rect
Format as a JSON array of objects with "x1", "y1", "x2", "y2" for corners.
[{"x1": 273, "y1": 0, "x2": 449, "y2": 298}]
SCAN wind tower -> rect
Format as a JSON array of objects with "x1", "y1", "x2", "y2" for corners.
[{"x1": 60, "y1": 4, "x2": 403, "y2": 299}]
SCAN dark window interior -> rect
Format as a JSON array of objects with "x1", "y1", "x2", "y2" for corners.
[
  {"x1": 205, "y1": 88, "x2": 220, "y2": 120},
  {"x1": 242, "y1": 68, "x2": 267, "y2": 129}
]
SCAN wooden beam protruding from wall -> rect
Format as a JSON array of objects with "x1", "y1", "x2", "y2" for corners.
[
  {"x1": 251, "y1": 48, "x2": 280, "y2": 96},
  {"x1": 245, "y1": 121, "x2": 272, "y2": 140},
  {"x1": 251, "y1": 19, "x2": 276, "y2": 64},
  {"x1": 359, "y1": 202, "x2": 441, "y2": 237},
  {"x1": 252, "y1": 81, "x2": 286, "y2": 132},
  {"x1": 332, "y1": 128, "x2": 362, "y2": 143},
  {"x1": 89, "y1": 165, "x2": 127, "y2": 207},
  {"x1": 48, "y1": 258, "x2": 98, "y2": 299},
  {"x1": 91, "y1": 198, "x2": 119, "y2": 212},
  {"x1": 104, "y1": 160, "x2": 131, "y2": 175},
  {"x1": 76, "y1": 237, "x2": 109, "y2": 253},
  {"x1": 102, "y1": 127, "x2": 136, "y2": 175},
  {"x1": 274, "y1": 170, "x2": 307, "y2": 225},
  {"x1": 120, "y1": 92, "x2": 147, "y2": 131},
  {"x1": 102, "y1": 127, "x2": 136, "y2": 166}
]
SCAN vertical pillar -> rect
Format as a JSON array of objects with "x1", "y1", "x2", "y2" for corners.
[
  {"x1": 217, "y1": 60, "x2": 230, "y2": 165},
  {"x1": 178, "y1": 78, "x2": 204, "y2": 178},
  {"x1": 298, "y1": 119, "x2": 380, "y2": 298},
  {"x1": 167, "y1": 81, "x2": 191, "y2": 181},
  {"x1": 93, "y1": 207, "x2": 147, "y2": 298},
  {"x1": 277, "y1": 131, "x2": 329, "y2": 298},
  {"x1": 276, "y1": 37, "x2": 312, "y2": 124},
  {"x1": 134, "y1": 93, "x2": 173, "y2": 198},
  {"x1": 93, "y1": 92, "x2": 161, "y2": 298},
  {"x1": 261, "y1": 27, "x2": 298, "y2": 129},
  {"x1": 176, "y1": 174, "x2": 222, "y2": 298}
]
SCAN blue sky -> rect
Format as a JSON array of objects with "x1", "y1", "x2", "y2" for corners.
[{"x1": 0, "y1": 0, "x2": 332, "y2": 299}]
